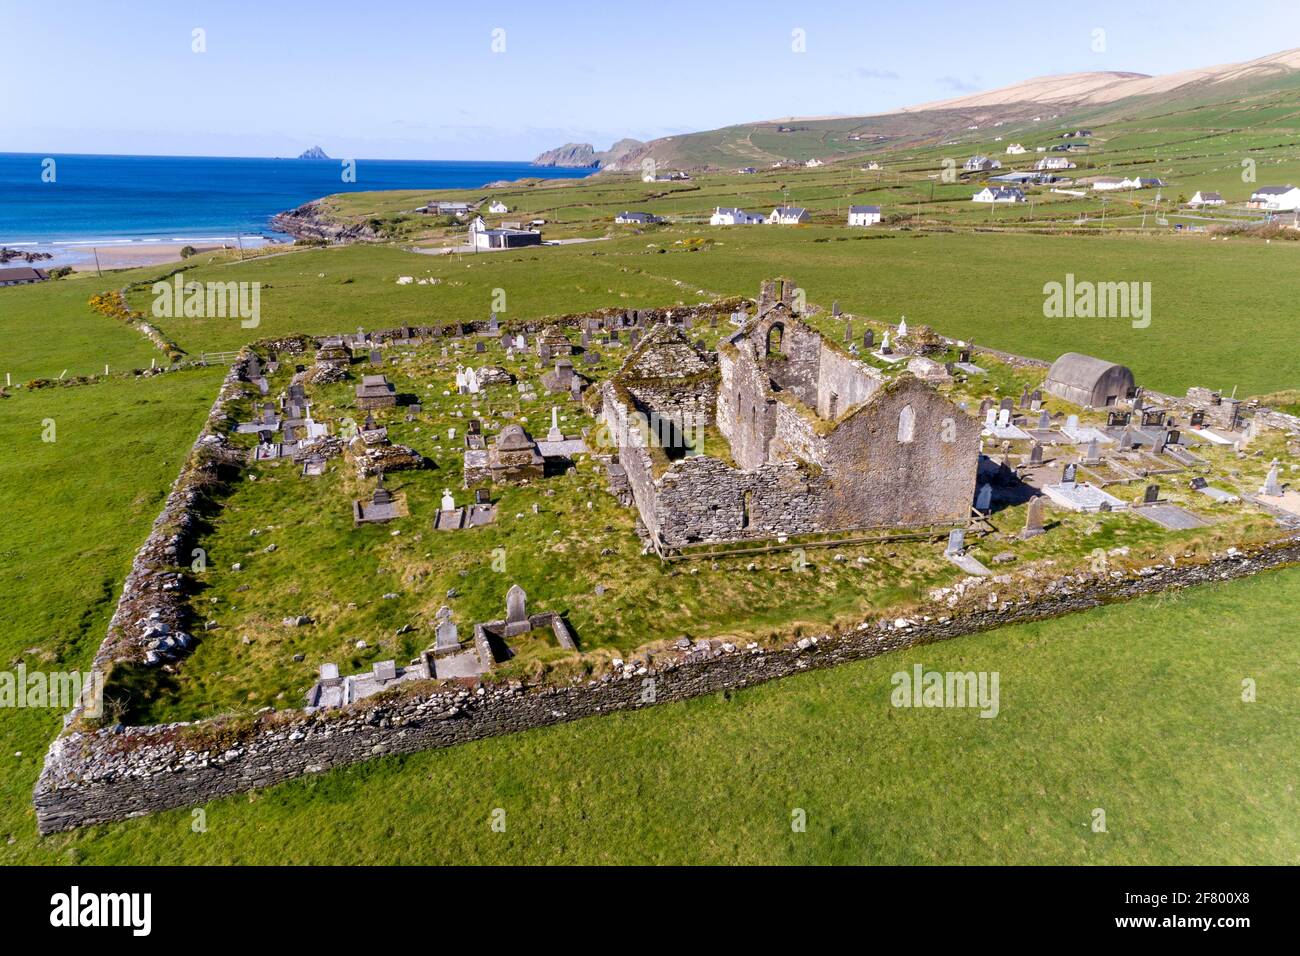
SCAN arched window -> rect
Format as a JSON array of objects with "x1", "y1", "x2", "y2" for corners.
[
  {"x1": 897, "y1": 404, "x2": 916, "y2": 443},
  {"x1": 766, "y1": 322, "x2": 784, "y2": 356}
]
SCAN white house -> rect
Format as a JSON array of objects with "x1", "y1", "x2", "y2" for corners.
[
  {"x1": 964, "y1": 155, "x2": 1002, "y2": 172},
  {"x1": 1189, "y1": 191, "x2": 1226, "y2": 207},
  {"x1": 710, "y1": 207, "x2": 764, "y2": 226},
  {"x1": 863, "y1": 161, "x2": 882, "y2": 170},
  {"x1": 1091, "y1": 177, "x2": 1136, "y2": 192},
  {"x1": 1250, "y1": 185, "x2": 1300, "y2": 211},
  {"x1": 805, "y1": 158, "x2": 824, "y2": 168},
  {"x1": 1035, "y1": 156, "x2": 1074, "y2": 171},
  {"x1": 767, "y1": 206, "x2": 810, "y2": 225},
  {"x1": 614, "y1": 211, "x2": 661, "y2": 225},
  {"x1": 487, "y1": 200, "x2": 509, "y2": 214},
  {"x1": 972, "y1": 186, "x2": 1026, "y2": 204},
  {"x1": 1005, "y1": 143, "x2": 1026, "y2": 155},
  {"x1": 847, "y1": 205, "x2": 881, "y2": 226}
]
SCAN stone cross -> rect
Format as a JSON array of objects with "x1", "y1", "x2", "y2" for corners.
[{"x1": 548, "y1": 406, "x2": 563, "y2": 442}]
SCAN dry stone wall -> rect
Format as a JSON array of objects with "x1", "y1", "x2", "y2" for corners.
[{"x1": 34, "y1": 535, "x2": 1300, "y2": 834}]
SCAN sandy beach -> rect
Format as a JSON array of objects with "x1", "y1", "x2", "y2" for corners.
[{"x1": 61, "y1": 239, "x2": 273, "y2": 272}]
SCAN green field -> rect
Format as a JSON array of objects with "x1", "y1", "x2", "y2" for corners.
[
  {"x1": 115, "y1": 229, "x2": 1300, "y2": 398},
  {"x1": 4, "y1": 76, "x2": 1300, "y2": 864}
]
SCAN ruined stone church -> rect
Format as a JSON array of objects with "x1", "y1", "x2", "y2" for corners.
[{"x1": 601, "y1": 279, "x2": 981, "y2": 552}]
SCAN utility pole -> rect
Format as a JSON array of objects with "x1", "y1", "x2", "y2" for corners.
[{"x1": 93, "y1": 247, "x2": 102, "y2": 278}]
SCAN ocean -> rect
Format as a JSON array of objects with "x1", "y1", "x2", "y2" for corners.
[{"x1": 0, "y1": 152, "x2": 588, "y2": 259}]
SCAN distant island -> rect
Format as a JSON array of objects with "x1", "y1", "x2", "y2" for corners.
[{"x1": 297, "y1": 146, "x2": 331, "y2": 160}]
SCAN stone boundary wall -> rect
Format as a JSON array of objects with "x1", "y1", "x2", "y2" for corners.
[{"x1": 34, "y1": 535, "x2": 1300, "y2": 833}]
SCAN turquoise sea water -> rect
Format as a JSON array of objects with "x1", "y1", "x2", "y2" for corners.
[{"x1": 0, "y1": 152, "x2": 587, "y2": 251}]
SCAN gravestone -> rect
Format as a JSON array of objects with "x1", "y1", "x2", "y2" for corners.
[
  {"x1": 979, "y1": 399, "x2": 992, "y2": 417},
  {"x1": 1021, "y1": 495, "x2": 1046, "y2": 538},
  {"x1": 832, "y1": 301, "x2": 841, "y2": 317},
  {"x1": 441, "y1": 488, "x2": 455, "y2": 512},
  {"x1": 1118, "y1": 428, "x2": 1133, "y2": 450},
  {"x1": 434, "y1": 608, "x2": 459, "y2": 652},
  {"x1": 1166, "y1": 429, "x2": 1181, "y2": 446},
  {"x1": 504, "y1": 585, "x2": 529, "y2": 637},
  {"x1": 475, "y1": 488, "x2": 491, "y2": 505},
  {"x1": 1083, "y1": 439, "x2": 1099, "y2": 463},
  {"x1": 1038, "y1": 409, "x2": 1050, "y2": 429},
  {"x1": 1190, "y1": 410, "x2": 1205, "y2": 427},
  {"x1": 958, "y1": 347, "x2": 971, "y2": 363},
  {"x1": 468, "y1": 418, "x2": 482, "y2": 434},
  {"x1": 843, "y1": 319, "x2": 852, "y2": 344},
  {"x1": 997, "y1": 408, "x2": 1011, "y2": 428},
  {"x1": 488, "y1": 312, "x2": 499, "y2": 333},
  {"x1": 1029, "y1": 442, "x2": 1043, "y2": 465},
  {"x1": 1261, "y1": 459, "x2": 1282, "y2": 496},
  {"x1": 1061, "y1": 463, "x2": 1077, "y2": 485},
  {"x1": 975, "y1": 483, "x2": 992, "y2": 512},
  {"x1": 984, "y1": 408, "x2": 997, "y2": 430},
  {"x1": 1066, "y1": 414, "x2": 1080, "y2": 430},
  {"x1": 369, "y1": 349, "x2": 382, "y2": 365},
  {"x1": 475, "y1": 341, "x2": 486, "y2": 354},
  {"x1": 1018, "y1": 386, "x2": 1030, "y2": 408},
  {"x1": 945, "y1": 528, "x2": 965, "y2": 556},
  {"x1": 373, "y1": 660, "x2": 398, "y2": 682},
  {"x1": 999, "y1": 397, "x2": 1014, "y2": 412},
  {"x1": 1190, "y1": 476, "x2": 1208, "y2": 490},
  {"x1": 1143, "y1": 484, "x2": 1160, "y2": 504},
  {"x1": 863, "y1": 329, "x2": 874, "y2": 350}
]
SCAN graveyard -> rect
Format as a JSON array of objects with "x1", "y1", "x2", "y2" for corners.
[{"x1": 85, "y1": 279, "x2": 1297, "y2": 733}]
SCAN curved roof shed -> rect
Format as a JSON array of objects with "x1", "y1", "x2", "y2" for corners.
[{"x1": 1043, "y1": 353, "x2": 1135, "y2": 408}]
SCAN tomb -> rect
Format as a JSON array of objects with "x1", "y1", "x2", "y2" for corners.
[
  {"x1": 1043, "y1": 352, "x2": 1136, "y2": 408},
  {"x1": 352, "y1": 475, "x2": 406, "y2": 525},
  {"x1": 355, "y1": 374, "x2": 397, "y2": 409}
]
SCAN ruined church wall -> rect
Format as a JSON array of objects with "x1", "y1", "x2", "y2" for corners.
[
  {"x1": 815, "y1": 345, "x2": 883, "y2": 420},
  {"x1": 652, "y1": 455, "x2": 828, "y2": 545},
  {"x1": 34, "y1": 537, "x2": 1300, "y2": 834},
  {"x1": 718, "y1": 342, "x2": 776, "y2": 470},
  {"x1": 822, "y1": 378, "x2": 980, "y2": 528}
]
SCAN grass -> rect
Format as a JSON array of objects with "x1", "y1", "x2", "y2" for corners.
[
  {"x1": 115, "y1": 228, "x2": 1300, "y2": 399},
  {"x1": 8, "y1": 565, "x2": 1299, "y2": 864},
  {"x1": 0, "y1": 368, "x2": 224, "y2": 852}
]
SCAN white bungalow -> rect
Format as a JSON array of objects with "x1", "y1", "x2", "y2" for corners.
[
  {"x1": 710, "y1": 207, "x2": 764, "y2": 226},
  {"x1": 972, "y1": 186, "x2": 1025, "y2": 204},
  {"x1": 805, "y1": 158, "x2": 824, "y2": 168},
  {"x1": 1250, "y1": 185, "x2": 1300, "y2": 211},
  {"x1": 1189, "y1": 191, "x2": 1226, "y2": 207},
  {"x1": 767, "y1": 206, "x2": 810, "y2": 225},
  {"x1": 847, "y1": 204, "x2": 881, "y2": 226},
  {"x1": 1035, "y1": 156, "x2": 1074, "y2": 171},
  {"x1": 488, "y1": 200, "x2": 509, "y2": 214},
  {"x1": 614, "y1": 211, "x2": 661, "y2": 225},
  {"x1": 1005, "y1": 143, "x2": 1026, "y2": 155},
  {"x1": 1091, "y1": 177, "x2": 1135, "y2": 192}
]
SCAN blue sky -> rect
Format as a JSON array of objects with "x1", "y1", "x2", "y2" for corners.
[{"x1": 3, "y1": 0, "x2": 1300, "y2": 160}]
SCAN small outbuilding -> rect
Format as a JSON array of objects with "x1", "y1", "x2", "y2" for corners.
[{"x1": 1043, "y1": 352, "x2": 1135, "y2": 408}]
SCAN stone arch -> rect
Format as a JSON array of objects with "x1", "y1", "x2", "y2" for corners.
[
  {"x1": 897, "y1": 403, "x2": 916, "y2": 443},
  {"x1": 765, "y1": 321, "x2": 784, "y2": 356}
]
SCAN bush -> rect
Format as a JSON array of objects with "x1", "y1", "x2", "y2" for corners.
[{"x1": 179, "y1": 245, "x2": 198, "y2": 258}]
